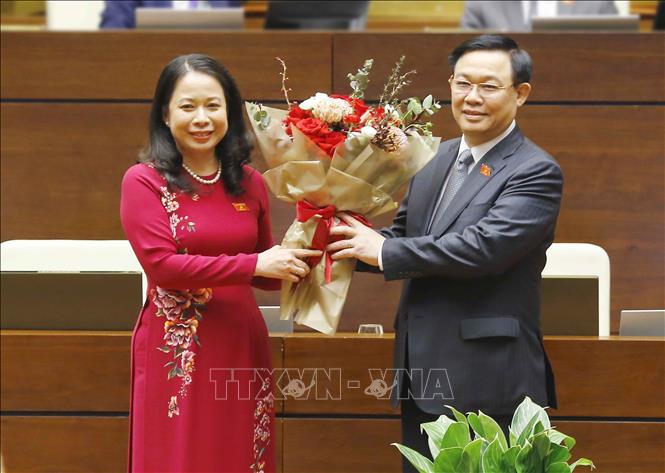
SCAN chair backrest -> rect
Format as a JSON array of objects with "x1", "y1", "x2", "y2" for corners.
[
  {"x1": 543, "y1": 243, "x2": 610, "y2": 336},
  {"x1": 0, "y1": 240, "x2": 147, "y2": 302}
]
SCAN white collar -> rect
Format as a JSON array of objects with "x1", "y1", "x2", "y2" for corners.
[{"x1": 460, "y1": 120, "x2": 516, "y2": 166}]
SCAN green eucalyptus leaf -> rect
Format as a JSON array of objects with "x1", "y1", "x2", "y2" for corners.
[
  {"x1": 570, "y1": 458, "x2": 595, "y2": 471},
  {"x1": 423, "y1": 94, "x2": 433, "y2": 109},
  {"x1": 458, "y1": 438, "x2": 484, "y2": 473},
  {"x1": 440, "y1": 422, "x2": 471, "y2": 449},
  {"x1": 546, "y1": 462, "x2": 572, "y2": 473},
  {"x1": 391, "y1": 443, "x2": 434, "y2": 473},
  {"x1": 445, "y1": 405, "x2": 469, "y2": 425},
  {"x1": 547, "y1": 442, "x2": 572, "y2": 466},
  {"x1": 468, "y1": 411, "x2": 508, "y2": 451},
  {"x1": 433, "y1": 447, "x2": 464, "y2": 473},
  {"x1": 480, "y1": 438, "x2": 503, "y2": 473}
]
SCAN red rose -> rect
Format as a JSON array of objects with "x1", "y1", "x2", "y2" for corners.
[
  {"x1": 283, "y1": 105, "x2": 312, "y2": 136},
  {"x1": 295, "y1": 117, "x2": 329, "y2": 137},
  {"x1": 310, "y1": 130, "x2": 346, "y2": 157}
]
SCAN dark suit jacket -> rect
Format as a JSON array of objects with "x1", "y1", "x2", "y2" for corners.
[
  {"x1": 100, "y1": 0, "x2": 242, "y2": 29},
  {"x1": 461, "y1": 0, "x2": 618, "y2": 31},
  {"x1": 360, "y1": 126, "x2": 563, "y2": 416}
]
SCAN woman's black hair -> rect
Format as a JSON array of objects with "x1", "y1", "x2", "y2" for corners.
[
  {"x1": 139, "y1": 53, "x2": 252, "y2": 195},
  {"x1": 448, "y1": 34, "x2": 533, "y2": 85}
]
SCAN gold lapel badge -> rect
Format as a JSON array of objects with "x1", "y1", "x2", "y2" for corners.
[
  {"x1": 480, "y1": 164, "x2": 492, "y2": 177},
  {"x1": 232, "y1": 202, "x2": 249, "y2": 212}
]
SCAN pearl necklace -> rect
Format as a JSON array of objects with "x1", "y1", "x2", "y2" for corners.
[{"x1": 182, "y1": 161, "x2": 222, "y2": 185}]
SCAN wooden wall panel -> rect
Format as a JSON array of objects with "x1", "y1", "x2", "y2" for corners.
[
  {"x1": 554, "y1": 420, "x2": 665, "y2": 473},
  {"x1": 0, "y1": 331, "x2": 283, "y2": 412},
  {"x1": 282, "y1": 418, "x2": 665, "y2": 473},
  {"x1": 0, "y1": 416, "x2": 286, "y2": 473},
  {"x1": 0, "y1": 416, "x2": 128, "y2": 473},
  {"x1": 1, "y1": 331, "x2": 130, "y2": 412},
  {"x1": 0, "y1": 32, "x2": 332, "y2": 100},
  {"x1": 282, "y1": 336, "x2": 400, "y2": 415},
  {"x1": 281, "y1": 335, "x2": 665, "y2": 418},
  {"x1": 333, "y1": 33, "x2": 665, "y2": 102},
  {"x1": 282, "y1": 418, "x2": 402, "y2": 473},
  {"x1": 547, "y1": 337, "x2": 665, "y2": 418},
  {"x1": 4, "y1": 103, "x2": 662, "y2": 332}
]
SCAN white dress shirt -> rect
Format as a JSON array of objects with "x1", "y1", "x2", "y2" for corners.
[
  {"x1": 377, "y1": 120, "x2": 516, "y2": 270},
  {"x1": 522, "y1": 0, "x2": 558, "y2": 19}
]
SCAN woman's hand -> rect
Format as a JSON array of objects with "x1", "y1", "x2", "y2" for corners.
[{"x1": 255, "y1": 245, "x2": 322, "y2": 283}]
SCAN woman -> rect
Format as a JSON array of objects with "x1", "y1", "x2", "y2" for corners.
[{"x1": 120, "y1": 54, "x2": 319, "y2": 472}]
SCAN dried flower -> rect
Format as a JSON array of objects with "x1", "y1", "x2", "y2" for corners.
[{"x1": 372, "y1": 126, "x2": 408, "y2": 153}]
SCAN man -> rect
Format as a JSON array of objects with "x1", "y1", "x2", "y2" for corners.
[
  {"x1": 461, "y1": 0, "x2": 618, "y2": 31},
  {"x1": 328, "y1": 35, "x2": 562, "y2": 470},
  {"x1": 100, "y1": 1, "x2": 242, "y2": 29}
]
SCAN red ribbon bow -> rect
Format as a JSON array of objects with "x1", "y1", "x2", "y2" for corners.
[{"x1": 295, "y1": 200, "x2": 372, "y2": 284}]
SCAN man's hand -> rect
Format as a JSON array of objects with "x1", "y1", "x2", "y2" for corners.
[{"x1": 327, "y1": 213, "x2": 385, "y2": 267}]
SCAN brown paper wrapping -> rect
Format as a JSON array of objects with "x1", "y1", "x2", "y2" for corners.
[{"x1": 246, "y1": 102, "x2": 440, "y2": 335}]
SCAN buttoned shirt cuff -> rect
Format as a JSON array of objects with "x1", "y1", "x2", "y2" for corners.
[{"x1": 377, "y1": 240, "x2": 384, "y2": 271}]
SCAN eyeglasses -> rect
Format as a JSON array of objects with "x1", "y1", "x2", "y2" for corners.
[{"x1": 448, "y1": 77, "x2": 513, "y2": 97}]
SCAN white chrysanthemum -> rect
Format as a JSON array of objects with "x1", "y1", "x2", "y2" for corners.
[
  {"x1": 313, "y1": 97, "x2": 354, "y2": 124},
  {"x1": 298, "y1": 92, "x2": 329, "y2": 111}
]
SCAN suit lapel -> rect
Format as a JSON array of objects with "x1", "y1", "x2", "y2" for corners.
[
  {"x1": 431, "y1": 127, "x2": 525, "y2": 236},
  {"x1": 418, "y1": 140, "x2": 460, "y2": 234}
]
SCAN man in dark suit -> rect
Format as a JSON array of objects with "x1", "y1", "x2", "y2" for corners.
[
  {"x1": 100, "y1": 0, "x2": 242, "y2": 29},
  {"x1": 328, "y1": 35, "x2": 562, "y2": 471},
  {"x1": 461, "y1": 0, "x2": 618, "y2": 31}
]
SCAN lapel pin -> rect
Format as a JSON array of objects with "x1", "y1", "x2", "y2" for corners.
[
  {"x1": 480, "y1": 164, "x2": 492, "y2": 177},
  {"x1": 232, "y1": 202, "x2": 249, "y2": 212}
]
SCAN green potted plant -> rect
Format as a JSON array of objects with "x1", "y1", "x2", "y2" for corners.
[{"x1": 393, "y1": 396, "x2": 594, "y2": 473}]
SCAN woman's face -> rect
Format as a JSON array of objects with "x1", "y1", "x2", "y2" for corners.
[{"x1": 164, "y1": 71, "x2": 228, "y2": 162}]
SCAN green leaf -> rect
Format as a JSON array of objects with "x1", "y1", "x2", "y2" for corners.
[
  {"x1": 440, "y1": 422, "x2": 471, "y2": 449},
  {"x1": 547, "y1": 429, "x2": 576, "y2": 450},
  {"x1": 167, "y1": 365, "x2": 177, "y2": 380},
  {"x1": 511, "y1": 396, "x2": 551, "y2": 440},
  {"x1": 516, "y1": 414, "x2": 541, "y2": 447},
  {"x1": 502, "y1": 446, "x2": 520, "y2": 470},
  {"x1": 434, "y1": 447, "x2": 463, "y2": 473},
  {"x1": 481, "y1": 438, "x2": 503, "y2": 473},
  {"x1": 157, "y1": 345, "x2": 171, "y2": 353},
  {"x1": 570, "y1": 458, "x2": 595, "y2": 471},
  {"x1": 392, "y1": 443, "x2": 434, "y2": 473},
  {"x1": 163, "y1": 361, "x2": 176, "y2": 368},
  {"x1": 446, "y1": 405, "x2": 470, "y2": 425},
  {"x1": 546, "y1": 462, "x2": 572, "y2": 473},
  {"x1": 531, "y1": 431, "x2": 551, "y2": 461},
  {"x1": 458, "y1": 438, "x2": 484, "y2": 473},
  {"x1": 175, "y1": 346, "x2": 185, "y2": 357},
  {"x1": 515, "y1": 440, "x2": 543, "y2": 473},
  {"x1": 546, "y1": 442, "x2": 571, "y2": 466},
  {"x1": 421, "y1": 415, "x2": 456, "y2": 451},
  {"x1": 468, "y1": 411, "x2": 508, "y2": 451},
  {"x1": 423, "y1": 94, "x2": 433, "y2": 109}
]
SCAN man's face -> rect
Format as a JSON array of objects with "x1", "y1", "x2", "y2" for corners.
[{"x1": 450, "y1": 50, "x2": 531, "y2": 147}]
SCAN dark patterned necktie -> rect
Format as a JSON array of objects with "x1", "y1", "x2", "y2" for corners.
[{"x1": 428, "y1": 149, "x2": 474, "y2": 233}]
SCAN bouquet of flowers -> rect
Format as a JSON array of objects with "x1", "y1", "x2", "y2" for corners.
[{"x1": 246, "y1": 56, "x2": 441, "y2": 335}]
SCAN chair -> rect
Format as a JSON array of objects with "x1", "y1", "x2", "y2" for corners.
[
  {"x1": 264, "y1": 1, "x2": 369, "y2": 30},
  {"x1": 0, "y1": 240, "x2": 147, "y2": 303},
  {"x1": 542, "y1": 243, "x2": 610, "y2": 336}
]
